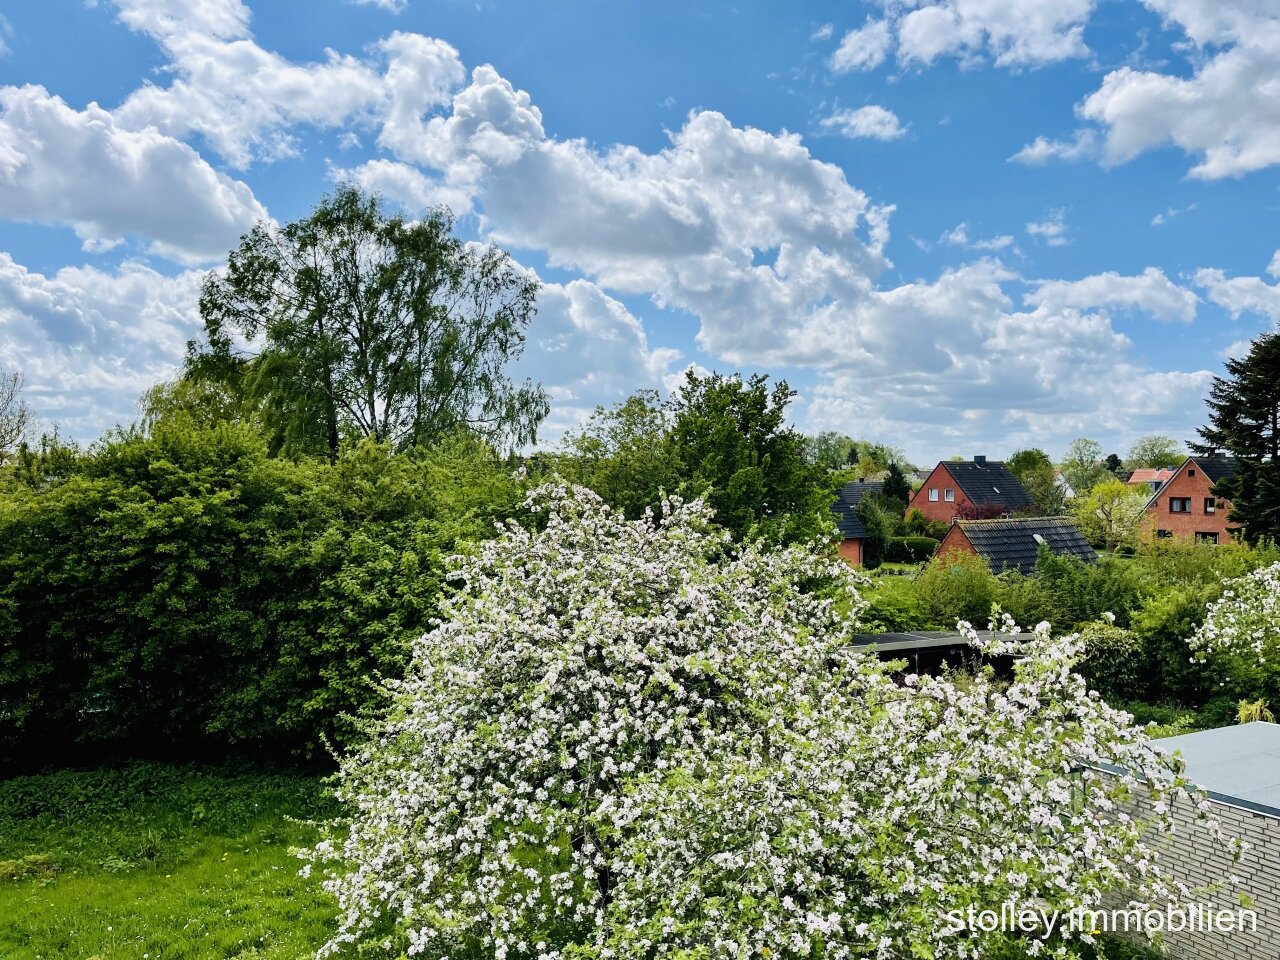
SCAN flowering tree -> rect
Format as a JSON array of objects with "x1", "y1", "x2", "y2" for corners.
[
  {"x1": 307, "y1": 484, "x2": 1222, "y2": 960},
  {"x1": 1189, "y1": 561, "x2": 1280, "y2": 703}
]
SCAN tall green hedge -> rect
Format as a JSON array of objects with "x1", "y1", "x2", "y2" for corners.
[{"x1": 0, "y1": 424, "x2": 521, "y2": 768}]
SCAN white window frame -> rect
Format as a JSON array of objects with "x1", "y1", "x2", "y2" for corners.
[
  {"x1": 944, "y1": 488, "x2": 955, "y2": 502},
  {"x1": 928, "y1": 488, "x2": 939, "y2": 502}
]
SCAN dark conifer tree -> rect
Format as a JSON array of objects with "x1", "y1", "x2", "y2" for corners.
[{"x1": 1192, "y1": 332, "x2": 1280, "y2": 543}]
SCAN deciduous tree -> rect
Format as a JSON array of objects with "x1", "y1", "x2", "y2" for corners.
[
  {"x1": 1060, "y1": 437, "x2": 1107, "y2": 496},
  {"x1": 1126, "y1": 435, "x2": 1184, "y2": 470},
  {"x1": 191, "y1": 185, "x2": 547, "y2": 460},
  {"x1": 0, "y1": 366, "x2": 31, "y2": 454},
  {"x1": 310, "y1": 484, "x2": 1216, "y2": 960},
  {"x1": 667, "y1": 371, "x2": 828, "y2": 543},
  {"x1": 1074, "y1": 478, "x2": 1149, "y2": 552}
]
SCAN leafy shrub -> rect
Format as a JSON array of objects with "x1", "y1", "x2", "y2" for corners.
[
  {"x1": 0, "y1": 423, "x2": 522, "y2": 765},
  {"x1": 904, "y1": 508, "x2": 949, "y2": 541},
  {"x1": 310, "y1": 484, "x2": 1201, "y2": 960},
  {"x1": 885, "y1": 535, "x2": 940, "y2": 563},
  {"x1": 861, "y1": 575, "x2": 930, "y2": 632},
  {"x1": 914, "y1": 551, "x2": 1000, "y2": 627},
  {"x1": 1076, "y1": 619, "x2": 1145, "y2": 701}
]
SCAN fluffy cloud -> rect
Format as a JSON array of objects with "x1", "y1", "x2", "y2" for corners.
[
  {"x1": 828, "y1": 19, "x2": 892, "y2": 73},
  {"x1": 826, "y1": 0, "x2": 1095, "y2": 73},
  {"x1": 940, "y1": 223, "x2": 1016, "y2": 252},
  {"x1": 800, "y1": 263, "x2": 1213, "y2": 460},
  {"x1": 1009, "y1": 129, "x2": 1098, "y2": 165},
  {"x1": 820, "y1": 106, "x2": 907, "y2": 141},
  {"x1": 110, "y1": 0, "x2": 465, "y2": 168},
  {"x1": 512, "y1": 279, "x2": 680, "y2": 438},
  {"x1": 1, "y1": 3, "x2": 1226, "y2": 458},
  {"x1": 1017, "y1": 0, "x2": 1280, "y2": 179},
  {"x1": 0, "y1": 85, "x2": 267, "y2": 262},
  {"x1": 1029, "y1": 268, "x2": 1199, "y2": 323},
  {"x1": 0, "y1": 253, "x2": 205, "y2": 434},
  {"x1": 332, "y1": 56, "x2": 1216, "y2": 457},
  {"x1": 1193, "y1": 267, "x2": 1280, "y2": 321}
]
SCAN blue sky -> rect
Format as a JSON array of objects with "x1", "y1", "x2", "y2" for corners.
[{"x1": 1, "y1": 0, "x2": 1278, "y2": 463}]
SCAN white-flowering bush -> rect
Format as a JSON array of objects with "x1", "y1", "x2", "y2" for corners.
[
  {"x1": 1189, "y1": 561, "x2": 1280, "y2": 701},
  {"x1": 307, "y1": 484, "x2": 1221, "y2": 960}
]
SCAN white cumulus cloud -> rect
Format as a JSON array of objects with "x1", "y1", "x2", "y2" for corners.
[
  {"x1": 820, "y1": 105, "x2": 907, "y2": 141},
  {"x1": 0, "y1": 85, "x2": 267, "y2": 263},
  {"x1": 828, "y1": 19, "x2": 892, "y2": 73},
  {"x1": 1028, "y1": 268, "x2": 1199, "y2": 323},
  {"x1": 0, "y1": 253, "x2": 206, "y2": 434}
]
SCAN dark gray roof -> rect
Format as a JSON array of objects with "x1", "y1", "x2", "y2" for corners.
[
  {"x1": 956, "y1": 516, "x2": 1096, "y2": 575},
  {"x1": 831, "y1": 481, "x2": 883, "y2": 540},
  {"x1": 942, "y1": 460, "x2": 1036, "y2": 509},
  {"x1": 1195, "y1": 456, "x2": 1239, "y2": 486}
]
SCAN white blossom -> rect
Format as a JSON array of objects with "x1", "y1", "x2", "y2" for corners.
[{"x1": 305, "y1": 483, "x2": 1227, "y2": 959}]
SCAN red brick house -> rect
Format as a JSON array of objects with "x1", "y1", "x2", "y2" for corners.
[
  {"x1": 937, "y1": 517, "x2": 1097, "y2": 575},
  {"x1": 1141, "y1": 456, "x2": 1241, "y2": 543},
  {"x1": 831, "y1": 480, "x2": 883, "y2": 566},
  {"x1": 906, "y1": 456, "x2": 1036, "y2": 524}
]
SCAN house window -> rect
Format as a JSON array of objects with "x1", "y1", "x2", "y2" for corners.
[
  {"x1": 1188, "y1": 468, "x2": 1196, "y2": 477},
  {"x1": 944, "y1": 489, "x2": 955, "y2": 502},
  {"x1": 1196, "y1": 531, "x2": 1219, "y2": 545},
  {"x1": 928, "y1": 488, "x2": 939, "y2": 502},
  {"x1": 1169, "y1": 497, "x2": 1192, "y2": 513},
  {"x1": 1156, "y1": 529, "x2": 1173, "y2": 539},
  {"x1": 1204, "y1": 497, "x2": 1216, "y2": 514}
]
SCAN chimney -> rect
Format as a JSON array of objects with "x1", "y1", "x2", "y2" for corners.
[{"x1": 973, "y1": 455, "x2": 987, "y2": 467}]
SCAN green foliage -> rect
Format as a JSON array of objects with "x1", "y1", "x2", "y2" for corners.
[
  {"x1": 1061, "y1": 437, "x2": 1108, "y2": 496},
  {"x1": 0, "y1": 420, "x2": 523, "y2": 764},
  {"x1": 885, "y1": 535, "x2": 940, "y2": 563},
  {"x1": 861, "y1": 575, "x2": 930, "y2": 632},
  {"x1": 882, "y1": 461, "x2": 912, "y2": 502},
  {"x1": 1126, "y1": 435, "x2": 1184, "y2": 470},
  {"x1": 904, "y1": 508, "x2": 949, "y2": 540},
  {"x1": 667, "y1": 371, "x2": 830, "y2": 544},
  {"x1": 1194, "y1": 331, "x2": 1280, "y2": 543},
  {"x1": 1007, "y1": 447, "x2": 1065, "y2": 514},
  {"x1": 560, "y1": 390, "x2": 679, "y2": 520},
  {"x1": 1074, "y1": 478, "x2": 1149, "y2": 551},
  {"x1": 914, "y1": 552, "x2": 1000, "y2": 627},
  {"x1": 1076, "y1": 621, "x2": 1146, "y2": 701},
  {"x1": 190, "y1": 184, "x2": 547, "y2": 460},
  {"x1": 0, "y1": 763, "x2": 335, "y2": 959},
  {"x1": 804, "y1": 433, "x2": 911, "y2": 479}
]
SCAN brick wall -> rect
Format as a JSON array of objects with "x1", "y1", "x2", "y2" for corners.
[
  {"x1": 936, "y1": 523, "x2": 974, "y2": 563},
  {"x1": 837, "y1": 537, "x2": 864, "y2": 566},
  {"x1": 908, "y1": 464, "x2": 973, "y2": 524},
  {"x1": 1114, "y1": 789, "x2": 1280, "y2": 960}
]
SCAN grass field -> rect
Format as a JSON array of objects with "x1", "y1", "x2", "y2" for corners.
[{"x1": 0, "y1": 763, "x2": 338, "y2": 960}]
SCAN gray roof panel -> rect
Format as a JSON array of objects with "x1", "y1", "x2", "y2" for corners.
[
  {"x1": 944, "y1": 461, "x2": 1037, "y2": 509},
  {"x1": 958, "y1": 516, "x2": 1097, "y2": 575},
  {"x1": 1157, "y1": 722, "x2": 1280, "y2": 814}
]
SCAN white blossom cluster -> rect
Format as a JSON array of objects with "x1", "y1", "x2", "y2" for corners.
[
  {"x1": 305, "y1": 484, "x2": 1226, "y2": 960},
  {"x1": 1188, "y1": 561, "x2": 1280, "y2": 693}
]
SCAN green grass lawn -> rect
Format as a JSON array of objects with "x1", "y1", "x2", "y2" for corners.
[{"x1": 0, "y1": 763, "x2": 338, "y2": 959}]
